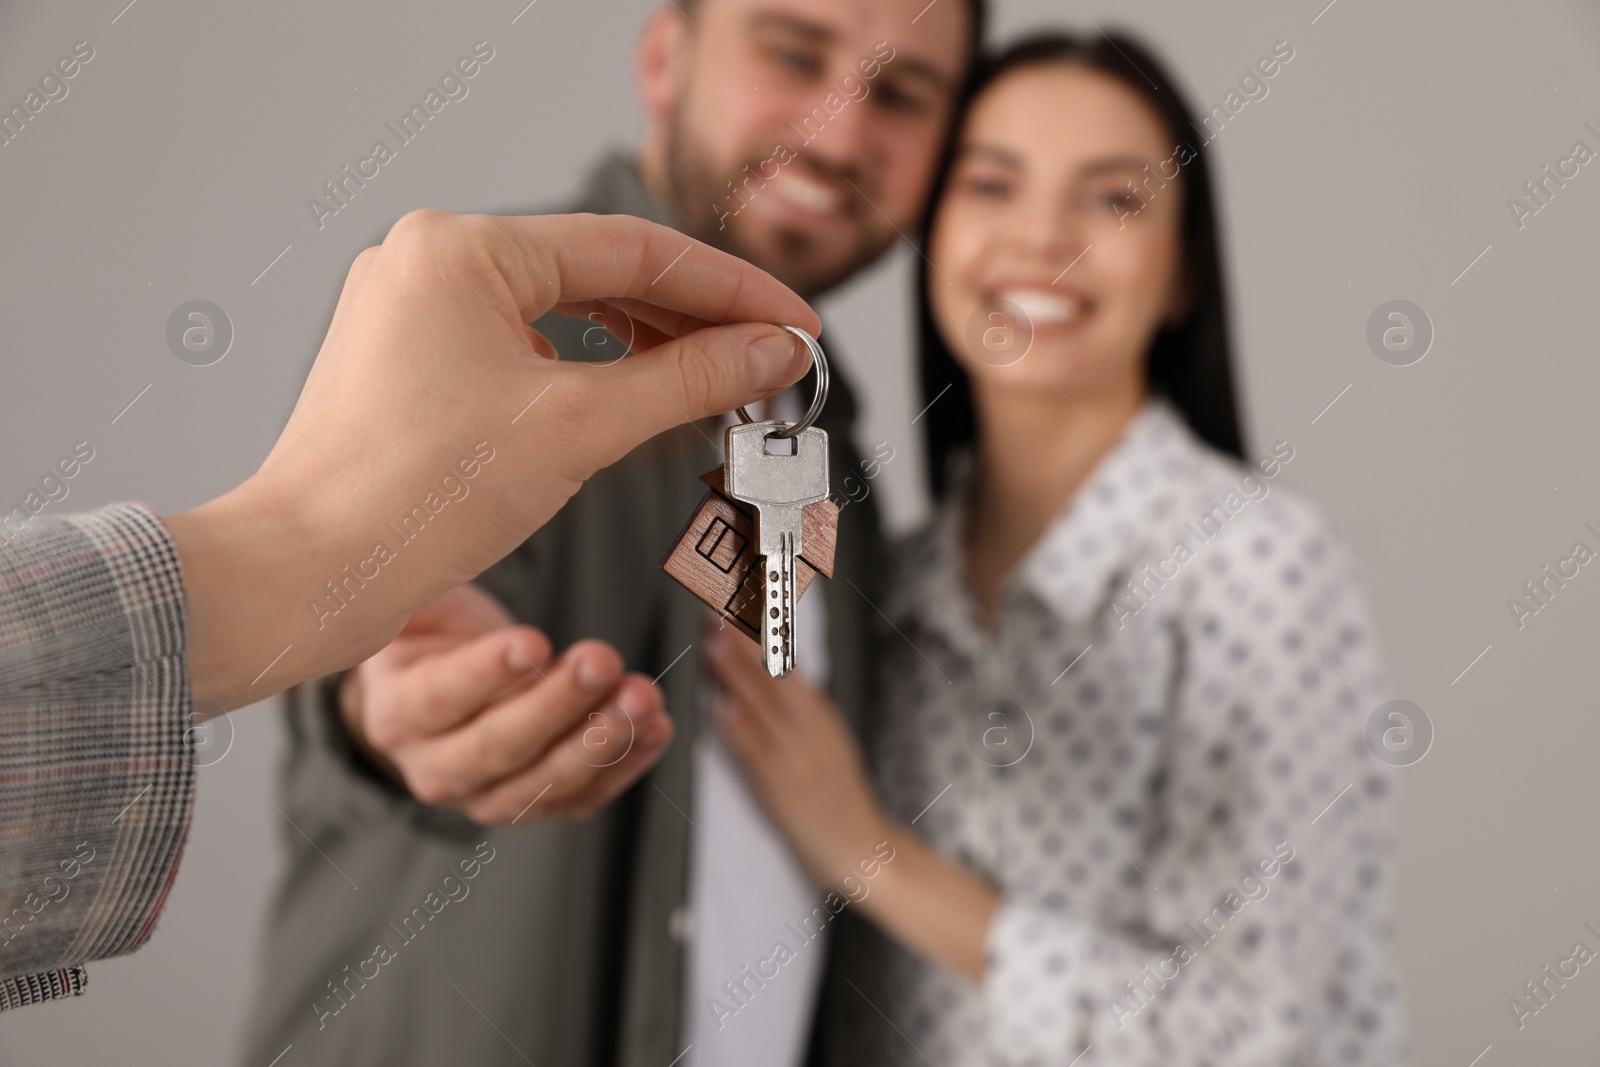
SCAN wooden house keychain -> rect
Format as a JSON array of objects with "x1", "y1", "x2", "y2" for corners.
[{"x1": 661, "y1": 326, "x2": 837, "y2": 678}]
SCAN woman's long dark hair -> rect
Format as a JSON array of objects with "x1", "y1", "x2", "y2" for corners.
[{"x1": 918, "y1": 31, "x2": 1245, "y2": 500}]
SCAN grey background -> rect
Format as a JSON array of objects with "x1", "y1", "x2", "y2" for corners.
[{"x1": 2, "y1": 0, "x2": 1598, "y2": 1062}]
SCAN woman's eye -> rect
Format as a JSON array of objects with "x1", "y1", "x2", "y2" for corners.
[
  {"x1": 961, "y1": 176, "x2": 1011, "y2": 199},
  {"x1": 1090, "y1": 189, "x2": 1140, "y2": 212}
]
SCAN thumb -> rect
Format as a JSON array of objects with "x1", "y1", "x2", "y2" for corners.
[{"x1": 568, "y1": 323, "x2": 812, "y2": 467}]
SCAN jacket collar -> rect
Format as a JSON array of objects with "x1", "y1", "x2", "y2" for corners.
[{"x1": 571, "y1": 151, "x2": 667, "y2": 223}]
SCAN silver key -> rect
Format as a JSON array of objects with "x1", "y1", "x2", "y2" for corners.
[{"x1": 724, "y1": 419, "x2": 830, "y2": 677}]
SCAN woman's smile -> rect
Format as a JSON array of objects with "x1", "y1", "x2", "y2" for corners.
[{"x1": 985, "y1": 281, "x2": 1095, "y2": 331}]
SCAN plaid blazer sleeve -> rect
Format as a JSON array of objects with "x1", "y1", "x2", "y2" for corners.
[{"x1": 0, "y1": 503, "x2": 196, "y2": 1010}]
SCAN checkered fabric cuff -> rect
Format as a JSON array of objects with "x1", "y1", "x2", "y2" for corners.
[{"x1": 0, "y1": 503, "x2": 197, "y2": 1010}]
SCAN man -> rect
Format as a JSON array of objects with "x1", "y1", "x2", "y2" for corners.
[
  {"x1": 241, "y1": 2, "x2": 982, "y2": 1065},
  {"x1": 0, "y1": 211, "x2": 817, "y2": 1008}
]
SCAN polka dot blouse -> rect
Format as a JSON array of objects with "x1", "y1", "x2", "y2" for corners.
[{"x1": 825, "y1": 397, "x2": 1408, "y2": 1067}]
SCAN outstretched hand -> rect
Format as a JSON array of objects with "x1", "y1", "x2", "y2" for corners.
[{"x1": 342, "y1": 583, "x2": 672, "y2": 824}]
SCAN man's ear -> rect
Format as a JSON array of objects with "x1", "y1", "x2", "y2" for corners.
[{"x1": 636, "y1": 6, "x2": 689, "y2": 120}]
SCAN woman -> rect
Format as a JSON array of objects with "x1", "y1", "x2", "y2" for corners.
[{"x1": 704, "y1": 32, "x2": 1408, "y2": 1067}]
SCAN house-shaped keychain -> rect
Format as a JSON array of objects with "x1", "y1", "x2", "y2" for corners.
[{"x1": 660, "y1": 465, "x2": 838, "y2": 641}]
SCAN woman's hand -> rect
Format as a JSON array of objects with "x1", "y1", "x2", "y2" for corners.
[
  {"x1": 706, "y1": 623, "x2": 1000, "y2": 983},
  {"x1": 704, "y1": 625, "x2": 891, "y2": 889}
]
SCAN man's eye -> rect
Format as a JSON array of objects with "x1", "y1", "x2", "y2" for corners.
[
  {"x1": 874, "y1": 83, "x2": 930, "y2": 114},
  {"x1": 770, "y1": 46, "x2": 820, "y2": 76}
]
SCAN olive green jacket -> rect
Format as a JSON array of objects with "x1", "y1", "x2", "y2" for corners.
[{"x1": 239, "y1": 153, "x2": 883, "y2": 1067}]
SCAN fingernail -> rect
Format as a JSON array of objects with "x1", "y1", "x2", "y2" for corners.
[
  {"x1": 638, "y1": 715, "x2": 668, "y2": 746},
  {"x1": 577, "y1": 654, "x2": 615, "y2": 691},
  {"x1": 746, "y1": 330, "x2": 807, "y2": 394},
  {"x1": 617, "y1": 684, "x2": 657, "y2": 721},
  {"x1": 507, "y1": 644, "x2": 535, "y2": 672}
]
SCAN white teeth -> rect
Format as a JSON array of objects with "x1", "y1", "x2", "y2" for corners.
[
  {"x1": 773, "y1": 171, "x2": 843, "y2": 214},
  {"x1": 999, "y1": 289, "x2": 1085, "y2": 325}
]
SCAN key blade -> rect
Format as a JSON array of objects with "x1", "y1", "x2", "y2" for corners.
[
  {"x1": 749, "y1": 505, "x2": 802, "y2": 677},
  {"x1": 760, "y1": 533, "x2": 797, "y2": 677}
]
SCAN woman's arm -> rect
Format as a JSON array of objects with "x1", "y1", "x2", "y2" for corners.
[
  {"x1": 856, "y1": 822, "x2": 1000, "y2": 983},
  {"x1": 705, "y1": 627, "x2": 1000, "y2": 982}
]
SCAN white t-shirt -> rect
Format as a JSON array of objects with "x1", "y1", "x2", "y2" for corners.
[{"x1": 682, "y1": 398, "x2": 832, "y2": 1067}]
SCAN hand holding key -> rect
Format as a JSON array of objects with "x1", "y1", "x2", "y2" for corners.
[{"x1": 169, "y1": 211, "x2": 818, "y2": 712}]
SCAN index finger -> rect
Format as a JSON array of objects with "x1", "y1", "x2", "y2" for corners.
[
  {"x1": 490, "y1": 213, "x2": 821, "y2": 337},
  {"x1": 378, "y1": 626, "x2": 552, "y2": 742}
]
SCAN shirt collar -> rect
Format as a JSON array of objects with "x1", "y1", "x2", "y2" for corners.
[
  {"x1": 1023, "y1": 394, "x2": 1208, "y2": 624},
  {"x1": 893, "y1": 395, "x2": 1206, "y2": 643}
]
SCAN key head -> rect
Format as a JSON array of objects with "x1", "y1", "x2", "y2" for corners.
[
  {"x1": 698, "y1": 467, "x2": 839, "y2": 578},
  {"x1": 724, "y1": 420, "x2": 830, "y2": 508}
]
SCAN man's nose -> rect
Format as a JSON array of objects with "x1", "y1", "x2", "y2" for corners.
[{"x1": 793, "y1": 90, "x2": 872, "y2": 174}]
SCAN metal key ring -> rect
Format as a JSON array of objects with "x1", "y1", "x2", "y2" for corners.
[{"x1": 735, "y1": 324, "x2": 829, "y2": 440}]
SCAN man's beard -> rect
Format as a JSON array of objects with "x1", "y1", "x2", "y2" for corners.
[{"x1": 659, "y1": 107, "x2": 896, "y2": 300}]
